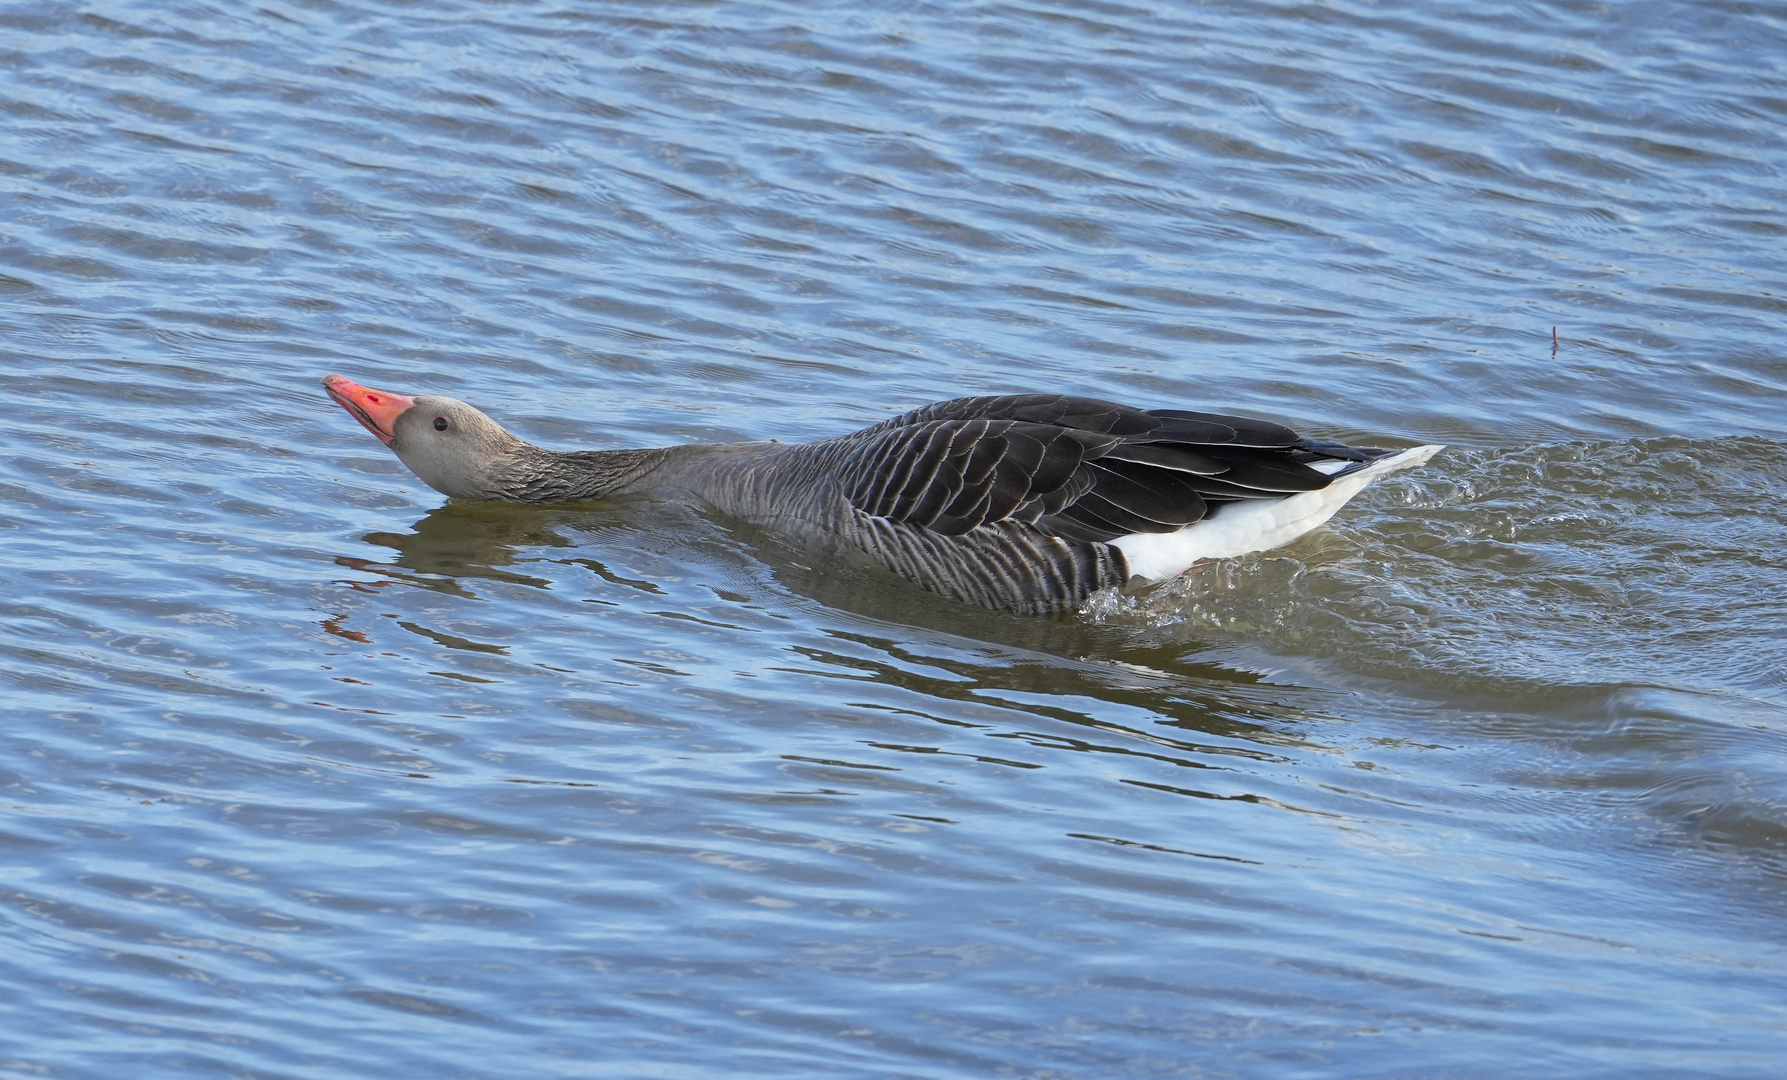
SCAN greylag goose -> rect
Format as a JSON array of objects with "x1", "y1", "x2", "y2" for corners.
[{"x1": 324, "y1": 375, "x2": 1441, "y2": 614}]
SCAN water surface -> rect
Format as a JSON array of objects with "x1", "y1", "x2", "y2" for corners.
[{"x1": 4, "y1": 1, "x2": 1786, "y2": 1076}]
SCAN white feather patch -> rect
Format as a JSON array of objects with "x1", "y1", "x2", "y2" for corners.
[{"x1": 1110, "y1": 444, "x2": 1444, "y2": 581}]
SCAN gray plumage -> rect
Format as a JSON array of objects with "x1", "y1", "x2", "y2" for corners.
[{"x1": 326, "y1": 378, "x2": 1414, "y2": 614}]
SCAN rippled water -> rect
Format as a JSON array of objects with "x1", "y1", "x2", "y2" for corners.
[{"x1": 4, "y1": 1, "x2": 1786, "y2": 1075}]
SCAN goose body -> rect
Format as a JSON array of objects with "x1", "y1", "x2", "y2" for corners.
[{"x1": 323, "y1": 375, "x2": 1441, "y2": 613}]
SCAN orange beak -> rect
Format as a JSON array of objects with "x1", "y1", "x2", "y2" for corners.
[{"x1": 323, "y1": 374, "x2": 416, "y2": 446}]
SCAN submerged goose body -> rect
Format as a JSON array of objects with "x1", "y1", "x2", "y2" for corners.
[{"x1": 324, "y1": 375, "x2": 1441, "y2": 614}]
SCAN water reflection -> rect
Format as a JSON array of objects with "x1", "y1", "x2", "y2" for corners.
[{"x1": 358, "y1": 501, "x2": 571, "y2": 588}]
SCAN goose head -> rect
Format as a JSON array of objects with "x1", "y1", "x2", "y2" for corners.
[{"x1": 323, "y1": 374, "x2": 527, "y2": 499}]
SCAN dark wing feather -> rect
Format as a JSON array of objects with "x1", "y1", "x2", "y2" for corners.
[
  {"x1": 903, "y1": 449, "x2": 965, "y2": 527},
  {"x1": 862, "y1": 394, "x2": 1158, "y2": 436},
  {"x1": 1060, "y1": 491, "x2": 1177, "y2": 536},
  {"x1": 1099, "y1": 442, "x2": 1225, "y2": 475},
  {"x1": 1147, "y1": 409, "x2": 1301, "y2": 447},
  {"x1": 1194, "y1": 453, "x2": 1330, "y2": 493},
  {"x1": 1024, "y1": 426, "x2": 1090, "y2": 492},
  {"x1": 1085, "y1": 460, "x2": 1209, "y2": 524},
  {"x1": 831, "y1": 394, "x2": 1361, "y2": 544}
]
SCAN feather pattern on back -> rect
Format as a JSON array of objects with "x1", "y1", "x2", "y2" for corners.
[{"x1": 827, "y1": 394, "x2": 1379, "y2": 542}]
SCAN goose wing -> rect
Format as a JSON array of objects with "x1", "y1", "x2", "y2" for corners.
[{"x1": 833, "y1": 394, "x2": 1354, "y2": 544}]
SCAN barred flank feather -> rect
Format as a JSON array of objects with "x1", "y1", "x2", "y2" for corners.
[{"x1": 850, "y1": 514, "x2": 1130, "y2": 614}]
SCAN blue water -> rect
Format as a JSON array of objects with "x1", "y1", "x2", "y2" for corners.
[{"x1": 3, "y1": 1, "x2": 1786, "y2": 1076}]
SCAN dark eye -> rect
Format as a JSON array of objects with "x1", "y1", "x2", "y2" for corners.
[{"x1": 433, "y1": 416, "x2": 449, "y2": 431}]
